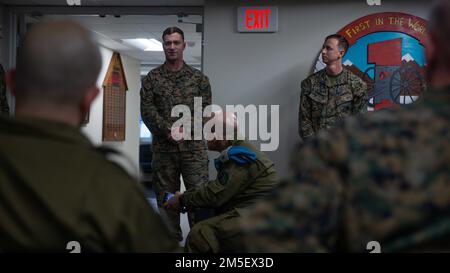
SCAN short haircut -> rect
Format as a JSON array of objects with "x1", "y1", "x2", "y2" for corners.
[
  {"x1": 325, "y1": 34, "x2": 349, "y2": 53},
  {"x1": 162, "y1": 26, "x2": 185, "y2": 41},
  {"x1": 15, "y1": 20, "x2": 101, "y2": 105}
]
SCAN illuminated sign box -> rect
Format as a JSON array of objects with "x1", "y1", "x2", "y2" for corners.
[{"x1": 237, "y1": 6, "x2": 278, "y2": 32}]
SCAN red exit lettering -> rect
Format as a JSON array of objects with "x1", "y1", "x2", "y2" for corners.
[{"x1": 245, "y1": 9, "x2": 271, "y2": 29}]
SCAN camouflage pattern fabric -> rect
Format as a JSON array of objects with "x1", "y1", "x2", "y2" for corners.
[
  {"x1": 299, "y1": 68, "x2": 367, "y2": 141},
  {"x1": 140, "y1": 62, "x2": 212, "y2": 152},
  {"x1": 243, "y1": 87, "x2": 450, "y2": 252},
  {"x1": 0, "y1": 65, "x2": 9, "y2": 116},
  {"x1": 0, "y1": 116, "x2": 177, "y2": 252},
  {"x1": 152, "y1": 149, "x2": 209, "y2": 241},
  {"x1": 141, "y1": 62, "x2": 212, "y2": 241},
  {"x1": 182, "y1": 140, "x2": 279, "y2": 252}
]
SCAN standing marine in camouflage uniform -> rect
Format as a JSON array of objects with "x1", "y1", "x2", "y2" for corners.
[
  {"x1": 140, "y1": 27, "x2": 212, "y2": 241},
  {"x1": 242, "y1": 2, "x2": 450, "y2": 252},
  {"x1": 0, "y1": 20, "x2": 177, "y2": 252},
  {"x1": 164, "y1": 112, "x2": 278, "y2": 252},
  {"x1": 299, "y1": 34, "x2": 367, "y2": 141},
  {"x1": 0, "y1": 64, "x2": 10, "y2": 116}
]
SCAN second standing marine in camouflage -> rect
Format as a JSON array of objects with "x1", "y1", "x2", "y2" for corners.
[
  {"x1": 299, "y1": 34, "x2": 367, "y2": 141},
  {"x1": 140, "y1": 27, "x2": 212, "y2": 241}
]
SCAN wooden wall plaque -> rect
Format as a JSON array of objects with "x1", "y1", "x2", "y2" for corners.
[{"x1": 102, "y1": 52, "x2": 128, "y2": 141}]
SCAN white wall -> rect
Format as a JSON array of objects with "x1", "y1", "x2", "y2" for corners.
[
  {"x1": 203, "y1": 0, "x2": 429, "y2": 177},
  {"x1": 82, "y1": 46, "x2": 141, "y2": 173}
]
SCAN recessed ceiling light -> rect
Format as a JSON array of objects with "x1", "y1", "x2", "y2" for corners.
[{"x1": 121, "y1": 38, "x2": 163, "y2": 51}]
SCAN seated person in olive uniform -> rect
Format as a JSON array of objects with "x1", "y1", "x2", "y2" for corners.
[
  {"x1": 164, "y1": 111, "x2": 278, "y2": 252},
  {"x1": 0, "y1": 20, "x2": 177, "y2": 252}
]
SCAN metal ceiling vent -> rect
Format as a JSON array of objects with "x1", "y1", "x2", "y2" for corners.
[{"x1": 177, "y1": 12, "x2": 203, "y2": 36}]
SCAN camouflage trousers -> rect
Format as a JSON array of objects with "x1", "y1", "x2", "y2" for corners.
[
  {"x1": 185, "y1": 208, "x2": 244, "y2": 253},
  {"x1": 152, "y1": 149, "x2": 209, "y2": 241}
]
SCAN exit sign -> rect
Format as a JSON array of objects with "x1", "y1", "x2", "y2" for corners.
[{"x1": 237, "y1": 6, "x2": 278, "y2": 32}]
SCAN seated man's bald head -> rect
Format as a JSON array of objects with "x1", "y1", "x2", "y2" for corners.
[{"x1": 15, "y1": 20, "x2": 101, "y2": 105}]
